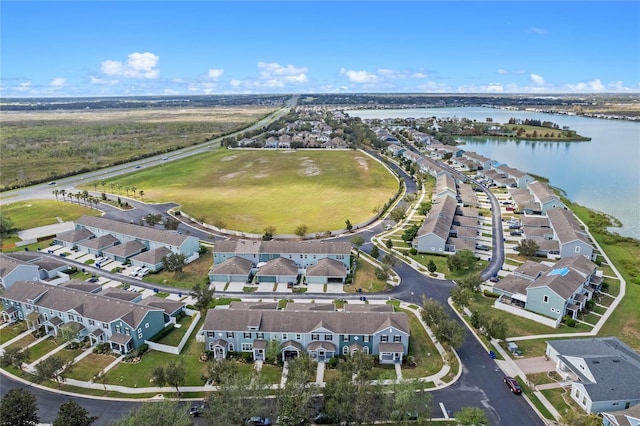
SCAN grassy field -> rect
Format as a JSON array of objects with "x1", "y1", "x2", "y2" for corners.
[
  {"x1": 143, "y1": 253, "x2": 212, "y2": 291},
  {"x1": 0, "y1": 323, "x2": 28, "y2": 345},
  {"x1": 1, "y1": 107, "x2": 275, "y2": 189},
  {"x1": 347, "y1": 255, "x2": 390, "y2": 293},
  {"x1": 399, "y1": 308, "x2": 444, "y2": 379},
  {"x1": 66, "y1": 353, "x2": 117, "y2": 381},
  {"x1": 83, "y1": 149, "x2": 398, "y2": 234},
  {"x1": 0, "y1": 200, "x2": 100, "y2": 249}
]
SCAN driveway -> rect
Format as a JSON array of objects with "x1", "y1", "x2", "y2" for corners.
[{"x1": 515, "y1": 356, "x2": 556, "y2": 374}]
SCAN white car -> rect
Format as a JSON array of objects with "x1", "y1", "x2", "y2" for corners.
[{"x1": 129, "y1": 266, "x2": 143, "y2": 277}]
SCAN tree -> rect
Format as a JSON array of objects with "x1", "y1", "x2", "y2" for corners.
[
  {"x1": 138, "y1": 190, "x2": 144, "y2": 200},
  {"x1": 277, "y1": 355, "x2": 317, "y2": 426},
  {"x1": 427, "y1": 260, "x2": 437, "y2": 273},
  {"x1": 145, "y1": 214, "x2": 162, "y2": 226},
  {"x1": 294, "y1": 224, "x2": 308, "y2": 238},
  {"x1": 262, "y1": 225, "x2": 276, "y2": 241},
  {"x1": 455, "y1": 406, "x2": 488, "y2": 426},
  {"x1": 381, "y1": 253, "x2": 397, "y2": 269},
  {"x1": 517, "y1": 239, "x2": 539, "y2": 257},
  {"x1": 205, "y1": 358, "x2": 238, "y2": 385},
  {"x1": 385, "y1": 239, "x2": 393, "y2": 249},
  {"x1": 165, "y1": 360, "x2": 186, "y2": 394},
  {"x1": 457, "y1": 273, "x2": 482, "y2": 292},
  {"x1": 0, "y1": 388, "x2": 39, "y2": 426},
  {"x1": 389, "y1": 206, "x2": 406, "y2": 223},
  {"x1": 375, "y1": 267, "x2": 389, "y2": 281},
  {"x1": 34, "y1": 355, "x2": 68, "y2": 387},
  {"x1": 447, "y1": 249, "x2": 477, "y2": 272},
  {"x1": 486, "y1": 317, "x2": 509, "y2": 342},
  {"x1": 205, "y1": 371, "x2": 268, "y2": 426},
  {"x1": 450, "y1": 285, "x2": 473, "y2": 309},
  {"x1": 391, "y1": 379, "x2": 433, "y2": 423},
  {"x1": 0, "y1": 214, "x2": 16, "y2": 237},
  {"x1": 350, "y1": 235, "x2": 364, "y2": 252},
  {"x1": 163, "y1": 253, "x2": 186, "y2": 276},
  {"x1": 435, "y1": 319, "x2": 465, "y2": 349},
  {"x1": 420, "y1": 297, "x2": 448, "y2": 327},
  {"x1": 369, "y1": 245, "x2": 380, "y2": 259},
  {"x1": 151, "y1": 364, "x2": 166, "y2": 387},
  {"x1": 265, "y1": 338, "x2": 281, "y2": 364},
  {"x1": 345, "y1": 219, "x2": 353, "y2": 232},
  {"x1": 52, "y1": 400, "x2": 97, "y2": 426},
  {"x1": 52, "y1": 189, "x2": 60, "y2": 201},
  {"x1": 111, "y1": 401, "x2": 192, "y2": 426},
  {"x1": 418, "y1": 201, "x2": 432, "y2": 215},
  {"x1": 0, "y1": 346, "x2": 30, "y2": 370},
  {"x1": 191, "y1": 281, "x2": 214, "y2": 311},
  {"x1": 163, "y1": 216, "x2": 180, "y2": 231}
]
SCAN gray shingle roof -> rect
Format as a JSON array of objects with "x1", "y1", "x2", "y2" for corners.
[
  {"x1": 547, "y1": 207, "x2": 592, "y2": 246},
  {"x1": 203, "y1": 309, "x2": 409, "y2": 335},
  {"x1": 214, "y1": 239, "x2": 351, "y2": 256},
  {"x1": 81, "y1": 234, "x2": 119, "y2": 250},
  {"x1": 256, "y1": 257, "x2": 298, "y2": 276},
  {"x1": 417, "y1": 196, "x2": 458, "y2": 239},
  {"x1": 102, "y1": 240, "x2": 146, "y2": 258},
  {"x1": 305, "y1": 258, "x2": 347, "y2": 277},
  {"x1": 55, "y1": 229, "x2": 95, "y2": 243},
  {"x1": 76, "y1": 215, "x2": 190, "y2": 247},
  {"x1": 2, "y1": 281, "x2": 162, "y2": 329},
  {"x1": 131, "y1": 247, "x2": 174, "y2": 265},
  {"x1": 210, "y1": 256, "x2": 253, "y2": 275}
]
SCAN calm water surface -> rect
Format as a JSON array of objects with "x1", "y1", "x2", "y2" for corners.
[{"x1": 347, "y1": 107, "x2": 640, "y2": 239}]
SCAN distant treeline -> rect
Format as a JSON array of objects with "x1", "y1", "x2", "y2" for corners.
[{"x1": 0, "y1": 94, "x2": 289, "y2": 111}]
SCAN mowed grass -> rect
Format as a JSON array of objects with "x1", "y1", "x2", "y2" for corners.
[
  {"x1": 66, "y1": 353, "x2": 118, "y2": 381},
  {"x1": 87, "y1": 149, "x2": 398, "y2": 234}
]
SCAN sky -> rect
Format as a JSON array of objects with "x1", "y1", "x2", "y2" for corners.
[{"x1": 1, "y1": 1, "x2": 639, "y2": 98}]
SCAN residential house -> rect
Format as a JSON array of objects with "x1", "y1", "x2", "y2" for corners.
[
  {"x1": 546, "y1": 207, "x2": 594, "y2": 260},
  {"x1": 528, "y1": 181, "x2": 567, "y2": 212},
  {"x1": 602, "y1": 403, "x2": 640, "y2": 426},
  {"x1": 212, "y1": 239, "x2": 351, "y2": 284},
  {"x1": 495, "y1": 165, "x2": 534, "y2": 189},
  {"x1": 0, "y1": 252, "x2": 65, "y2": 290},
  {"x1": 412, "y1": 196, "x2": 458, "y2": 254},
  {"x1": 492, "y1": 256, "x2": 602, "y2": 323},
  {"x1": 1, "y1": 281, "x2": 173, "y2": 354},
  {"x1": 546, "y1": 337, "x2": 640, "y2": 414},
  {"x1": 202, "y1": 305, "x2": 409, "y2": 364}
]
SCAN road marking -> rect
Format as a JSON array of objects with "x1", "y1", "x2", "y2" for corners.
[{"x1": 439, "y1": 402, "x2": 450, "y2": 418}]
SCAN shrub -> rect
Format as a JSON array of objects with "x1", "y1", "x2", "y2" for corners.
[
  {"x1": 327, "y1": 357, "x2": 339, "y2": 369},
  {"x1": 242, "y1": 352, "x2": 253, "y2": 362},
  {"x1": 409, "y1": 247, "x2": 417, "y2": 255},
  {"x1": 483, "y1": 290, "x2": 500, "y2": 298},
  {"x1": 563, "y1": 316, "x2": 577, "y2": 327},
  {"x1": 93, "y1": 343, "x2": 110, "y2": 354}
]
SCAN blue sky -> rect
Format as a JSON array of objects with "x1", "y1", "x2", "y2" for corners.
[{"x1": 2, "y1": 1, "x2": 639, "y2": 97}]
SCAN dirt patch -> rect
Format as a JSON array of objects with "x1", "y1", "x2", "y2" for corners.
[
  {"x1": 221, "y1": 171, "x2": 243, "y2": 180},
  {"x1": 253, "y1": 173, "x2": 269, "y2": 179},
  {"x1": 221, "y1": 154, "x2": 240, "y2": 162},
  {"x1": 299, "y1": 157, "x2": 321, "y2": 176},
  {"x1": 355, "y1": 156, "x2": 369, "y2": 171}
]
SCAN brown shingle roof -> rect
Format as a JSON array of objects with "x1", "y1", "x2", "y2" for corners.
[
  {"x1": 256, "y1": 257, "x2": 298, "y2": 276},
  {"x1": 131, "y1": 247, "x2": 174, "y2": 265},
  {"x1": 210, "y1": 256, "x2": 253, "y2": 275},
  {"x1": 305, "y1": 258, "x2": 347, "y2": 277},
  {"x1": 214, "y1": 239, "x2": 351, "y2": 256}
]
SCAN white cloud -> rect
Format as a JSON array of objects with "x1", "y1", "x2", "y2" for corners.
[
  {"x1": 50, "y1": 78, "x2": 66, "y2": 87},
  {"x1": 527, "y1": 27, "x2": 547, "y2": 35},
  {"x1": 530, "y1": 73, "x2": 545, "y2": 85},
  {"x1": 497, "y1": 68, "x2": 508, "y2": 75},
  {"x1": 16, "y1": 81, "x2": 32, "y2": 92},
  {"x1": 340, "y1": 68, "x2": 378, "y2": 84},
  {"x1": 417, "y1": 81, "x2": 451, "y2": 93},
  {"x1": 101, "y1": 52, "x2": 160, "y2": 79},
  {"x1": 207, "y1": 69, "x2": 224, "y2": 80},
  {"x1": 257, "y1": 62, "x2": 308, "y2": 84},
  {"x1": 377, "y1": 68, "x2": 429, "y2": 80},
  {"x1": 90, "y1": 76, "x2": 119, "y2": 86}
]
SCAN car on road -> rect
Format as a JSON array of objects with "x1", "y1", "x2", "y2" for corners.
[
  {"x1": 161, "y1": 156, "x2": 168, "y2": 160},
  {"x1": 135, "y1": 165, "x2": 141, "y2": 169},
  {"x1": 48, "y1": 181, "x2": 57, "y2": 185},
  {"x1": 504, "y1": 376, "x2": 522, "y2": 394},
  {"x1": 246, "y1": 416, "x2": 272, "y2": 426}
]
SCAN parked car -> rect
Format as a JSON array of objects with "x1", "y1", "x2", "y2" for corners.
[
  {"x1": 476, "y1": 244, "x2": 490, "y2": 251},
  {"x1": 188, "y1": 402, "x2": 205, "y2": 417},
  {"x1": 510, "y1": 231, "x2": 522, "y2": 236},
  {"x1": 129, "y1": 267, "x2": 143, "y2": 277},
  {"x1": 489, "y1": 276, "x2": 500, "y2": 283},
  {"x1": 504, "y1": 376, "x2": 522, "y2": 394},
  {"x1": 246, "y1": 416, "x2": 272, "y2": 426}
]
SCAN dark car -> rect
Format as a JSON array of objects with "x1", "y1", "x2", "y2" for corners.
[
  {"x1": 188, "y1": 402, "x2": 205, "y2": 416},
  {"x1": 504, "y1": 376, "x2": 522, "y2": 394},
  {"x1": 246, "y1": 416, "x2": 272, "y2": 426}
]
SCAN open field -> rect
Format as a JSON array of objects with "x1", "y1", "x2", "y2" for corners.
[
  {"x1": 88, "y1": 149, "x2": 398, "y2": 234},
  {"x1": 0, "y1": 106, "x2": 275, "y2": 189}
]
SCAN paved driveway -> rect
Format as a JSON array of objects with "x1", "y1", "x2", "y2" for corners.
[{"x1": 515, "y1": 356, "x2": 556, "y2": 374}]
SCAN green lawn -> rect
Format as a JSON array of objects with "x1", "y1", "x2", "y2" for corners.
[
  {"x1": 466, "y1": 294, "x2": 592, "y2": 338},
  {"x1": 82, "y1": 149, "x2": 398, "y2": 234},
  {"x1": 155, "y1": 314, "x2": 195, "y2": 347},
  {"x1": 26, "y1": 337, "x2": 60, "y2": 363},
  {"x1": 66, "y1": 353, "x2": 117, "y2": 381},
  {"x1": 347, "y1": 255, "x2": 390, "y2": 293},
  {"x1": 399, "y1": 309, "x2": 443, "y2": 379},
  {"x1": 259, "y1": 363, "x2": 284, "y2": 384},
  {"x1": 6, "y1": 333, "x2": 36, "y2": 350},
  {"x1": 143, "y1": 254, "x2": 212, "y2": 290},
  {"x1": 0, "y1": 323, "x2": 28, "y2": 345},
  {"x1": 408, "y1": 253, "x2": 488, "y2": 281}
]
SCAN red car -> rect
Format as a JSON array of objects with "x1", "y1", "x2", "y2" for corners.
[{"x1": 504, "y1": 376, "x2": 522, "y2": 394}]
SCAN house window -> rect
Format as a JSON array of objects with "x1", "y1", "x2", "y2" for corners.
[
  {"x1": 137, "y1": 328, "x2": 142, "y2": 333},
  {"x1": 575, "y1": 246, "x2": 581, "y2": 253},
  {"x1": 381, "y1": 335, "x2": 388, "y2": 343},
  {"x1": 207, "y1": 331, "x2": 214, "y2": 338},
  {"x1": 296, "y1": 334, "x2": 301, "y2": 340},
  {"x1": 257, "y1": 333, "x2": 264, "y2": 339},
  {"x1": 244, "y1": 332, "x2": 252, "y2": 339},
  {"x1": 342, "y1": 346, "x2": 349, "y2": 355},
  {"x1": 241, "y1": 343, "x2": 253, "y2": 352},
  {"x1": 543, "y1": 295, "x2": 549, "y2": 303},
  {"x1": 208, "y1": 342, "x2": 215, "y2": 351},
  {"x1": 363, "y1": 335, "x2": 369, "y2": 343},
  {"x1": 145, "y1": 323, "x2": 149, "y2": 329},
  {"x1": 89, "y1": 320, "x2": 95, "y2": 326},
  {"x1": 282, "y1": 333, "x2": 288, "y2": 340},
  {"x1": 311, "y1": 334, "x2": 319, "y2": 341},
  {"x1": 68, "y1": 314, "x2": 75, "y2": 321},
  {"x1": 103, "y1": 323, "x2": 108, "y2": 328},
  {"x1": 115, "y1": 326, "x2": 121, "y2": 334},
  {"x1": 124, "y1": 329, "x2": 130, "y2": 336},
  {"x1": 364, "y1": 346, "x2": 370, "y2": 354},
  {"x1": 324, "y1": 335, "x2": 333, "y2": 341},
  {"x1": 227, "y1": 332, "x2": 235, "y2": 338},
  {"x1": 138, "y1": 332, "x2": 142, "y2": 338},
  {"x1": 228, "y1": 343, "x2": 235, "y2": 352},
  {"x1": 393, "y1": 335, "x2": 401, "y2": 343},
  {"x1": 343, "y1": 335, "x2": 349, "y2": 342}
]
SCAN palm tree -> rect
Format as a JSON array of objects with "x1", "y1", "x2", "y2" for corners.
[
  {"x1": 139, "y1": 190, "x2": 144, "y2": 200},
  {"x1": 92, "y1": 182, "x2": 98, "y2": 192},
  {"x1": 60, "y1": 189, "x2": 67, "y2": 202},
  {"x1": 116, "y1": 183, "x2": 122, "y2": 194},
  {"x1": 124, "y1": 186, "x2": 130, "y2": 196},
  {"x1": 109, "y1": 183, "x2": 115, "y2": 193},
  {"x1": 100, "y1": 180, "x2": 106, "y2": 192},
  {"x1": 131, "y1": 186, "x2": 137, "y2": 198},
  {"x1": 52, "y1": 189, "x2": 59, "y2": 201}
]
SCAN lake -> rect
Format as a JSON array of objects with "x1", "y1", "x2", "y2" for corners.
[{"x1": 346, "y1": 107, "x2": 640, "y2": 240}]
